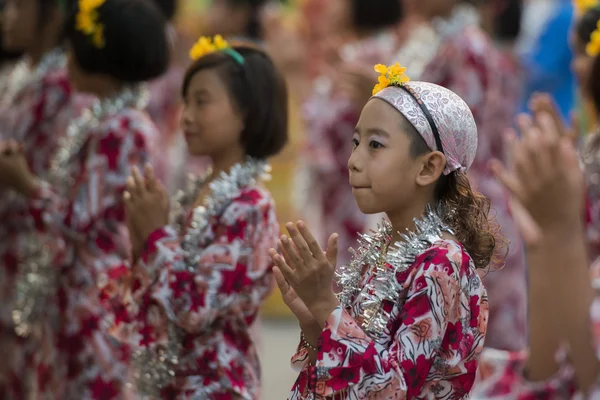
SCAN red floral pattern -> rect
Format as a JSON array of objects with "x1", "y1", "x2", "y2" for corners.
[
  {"x1": 0, "y1": 66, "x2": 83, "y2": 399},
  {"x1": 110, "y1": 186, "x2": 278, "y2": 399},
  {"x1": 23, "y1": 107, "x2": 157, "y2": 399},
  {"x1": 289, "y1": 240, "x2": 488, "y2": 399}
]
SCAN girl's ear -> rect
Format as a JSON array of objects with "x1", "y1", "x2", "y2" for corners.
[{"x1": 415, "y1": 151, "x2": 446, "y2": 187}]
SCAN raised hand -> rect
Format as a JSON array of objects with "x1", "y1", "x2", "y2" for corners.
[
  {"x1": 268, "y1": 222, "x2": 339, "y2": 327},
  {"x1": 0, "y1": 139, "x2": 37, "y2": 196},
  {"x1": 123, "y1": 164, "x2": 170, "y2": 255},
  {"x1": 490, "y1": 112, "x2": 584, "y2": 246}
]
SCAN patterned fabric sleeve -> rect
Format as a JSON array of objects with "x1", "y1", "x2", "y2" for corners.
[
  {"x1": 130, "y1": 188, "x2": 276, "y2": 336},
  {"x1": 25, "y1": 113, "x2": 152, "y2": 310},
  {"x1": 291, "y1": 247, "x2": 483, "y2": 399},
  {"x1": 0, "y1": 72, "x2": 73, "y2": 229}
]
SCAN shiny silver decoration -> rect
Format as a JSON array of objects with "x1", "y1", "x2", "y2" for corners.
[
  {"x1": 12, "y1": 85, "x2": 149, "y2": 337},
  {"x1": 335, "y1": 205, "x2": 451, "y2": 339},
  {"x1": 51, "y1": 85, "x2": 149, "y2": 187},
  {"x1": 131, "y1": 157, "x2": 270, "y2": 397},
  {"x1": 1, "y1": 48, "x2": 66, "y2": 107}
]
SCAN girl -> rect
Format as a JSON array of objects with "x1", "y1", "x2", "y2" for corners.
[
  {"x1": 272, "y1": 63, "x2": 492, "y2": 398},
  {"x1": 0, "y1": 0, "x2": 77, "y2": 397},
  {"x1": 117, "y1": 37, "x2": 287, "y2": 398},
  {"x1": 0, "y1": 0, "x2": 168, "y2": 397},
  {"x1": 571, "y1": 4, "x2": 600, "y2": 140},
  {"x1": 473, "y1": 32, "x2": 600, "y2": 400}
]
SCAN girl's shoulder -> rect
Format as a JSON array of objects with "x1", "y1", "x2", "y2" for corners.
[
  {"x1": 407, "y1": 238, "x2": 479, "y2": 281},
  {"x1": 226, "y1": 185, "x2": 276, "y2": 215},
  {"x1": 99, "y1": 107, "x2": 159, "y2": 138}
]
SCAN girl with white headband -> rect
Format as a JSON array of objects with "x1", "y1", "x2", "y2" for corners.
[{"x1": 270, "y1": 63, "x2": 499, "y2": 399}]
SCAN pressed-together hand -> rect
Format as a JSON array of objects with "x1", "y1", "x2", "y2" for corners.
[
  {"x1": 123, "y1": 164, "x2": 170, "y2": 258},
  {"x1": 490, "y1": 111, "x2": 584, "y2": 246},
  {"x1": 269, "y1": 222, "x2": 339, "y2": 327},
  {"x1": 337, "y1": 63, "x2": 376, "y2": 110},
  {"x1": 0, "y1": 140, "x2": 38, "y2": 196}
]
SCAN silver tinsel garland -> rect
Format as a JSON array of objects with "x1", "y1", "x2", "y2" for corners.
[
  {"x1": 335, "y1": 205, "x2": 452, "y2": 339},
  {"x1": 2, "y1": 47, "x2": 66, "y2": 107},
  {"x1": 12, "y1": 85, "x2": 149, "y2": 338},
  {"x1": 131, "y1": 157, "x2": 271, "y2": 398}
]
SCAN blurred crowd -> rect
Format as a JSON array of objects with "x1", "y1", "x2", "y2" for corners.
[{"x1": 2, "y1": 0, "x2": 600, "y2": 398}]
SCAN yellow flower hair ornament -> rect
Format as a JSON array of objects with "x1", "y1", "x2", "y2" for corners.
[
  {"x1": 189, "y1": 35, "x2": 245, "y2": 65},
  {"x1": 372, "y1": 62, "x2": 410, "y2": 95},
  {"x1": 76, "y1": 0, "x2": 106, "y2": 48},
  {"x1": 587, "y1": 20, "x2": 600, "y2": 56},
  {"x1": 574, "y1": 0, "x2": 599, "y2": 15}
]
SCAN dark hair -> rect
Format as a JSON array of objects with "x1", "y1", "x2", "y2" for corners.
[
  {"x1": 151, "y1": 0, "x2": 176, "y2": 21},
  {"x1": 182, "y1": 43, "x2": 288, "y2": 159},
  {"x1": 577, "y1": 7, "x2": 600, "y2": 45},
  {"x1": 590, "y1": 53, "x2": 600, "y2": 114},
  {"x1": 225, "y1": 0, "x2": 267, "y2": 39},
  {"x1": 351, "y1": 0, "x2": 402, "y2": 31},
  {"x1": 65, "y1": 0, "x2": 169, "y2": 83},
  {"x1": 405, "y1": 119, "x2": 505, "y2": 270},
  {"x1": 493, "y1": 0, "x2": 522, "y2": 41}
]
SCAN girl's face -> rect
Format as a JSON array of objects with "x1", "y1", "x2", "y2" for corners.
[
  {"x1": 181, "y1": 67, "x2": 245, "y2": 158},
  {"x1": 571, "y1": 30, "x2": 594, "y2": 96},
  {"x1": 2, "y1": 0, "x2": 38, "y2": 51},
  {"x1": 349, "y1": 99, "x2": 429, "y2": 215}
]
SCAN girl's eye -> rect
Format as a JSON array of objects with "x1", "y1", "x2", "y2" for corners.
[
  {"x1": 369, "y1": 140, "x2": 383, "y2": 149},
  {"x1": 352, "y1": 138, "x2": 359, "y2": 147}
]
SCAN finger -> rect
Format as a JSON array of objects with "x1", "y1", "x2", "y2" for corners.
[
  {"x1": 296, "y1": 221, "x2": 326, "y2": 262},
  {"x1": 568, "y1": 111, "x2": 580, "y2": 144},
  {"x1": 516, "y1": 114, "x2": 534, "y2": 139},
  {"x1": 144, "y1": 163, "x2": 158, "y2": 191},
  {"x1": 325, "y1": 233, "x2": 338, "y2": 268},
  {"x1": 269, "y1": 250, "x2": 296, "y2": 284},
  {"x1": 286, "y1": 222, "x2": 314, "y2": 265},
  {"x1": 126, "y1": 176, "x2": 138, "y2": 197},
  {"x1": 131, "y1": 166, "x2": 145, "y2": 194},
  {"x1": 489, "y1": 159, "x2": 526, "y2": 201},
  {"x1": 509, "y1": 198, "x2": 543, "y2": 247},
  {"x1": 503, "y1": 128, "x2": 518, "y2": 168},
  {"x1": 280, "y1": 235, "x2": 304, "y2": 269},
  {"x1": 271, "y1": 262, "x2": 290, "y2": 295}
]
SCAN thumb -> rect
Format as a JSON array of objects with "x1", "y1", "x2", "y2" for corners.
[{"x1": 325, "y1": 233, "x2": 338, "y2": 268}]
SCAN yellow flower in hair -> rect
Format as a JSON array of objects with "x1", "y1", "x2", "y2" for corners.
[
  {"x1": 372, "y1": 62, "x2": 410, "y2": 95},
  {"x1": 76, "y1": 0, "x2": 106, "y2": 48},
  {"x1": 587, "y1": 20, "x2": 600, "y2": 56},
  {"x1": 574, "y1": 0, "x2": 599, "y2": 15},
  {"x1": 189, "y1": 35, "x2": 230, "y2": 61}
]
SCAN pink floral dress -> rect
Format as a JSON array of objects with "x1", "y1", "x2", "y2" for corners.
[
  {"x1": 109, "y1": 160, "x2": 278, "y2": 399},
  {"x1": 0, "y1": 51, "x2": 81, "y2": 399},
  {"x1": 19, "y1": 94, "x2": 157, "y2": 399},
  {"x1": 288, "y1": 212, "x2": 489, "y2": 399}
]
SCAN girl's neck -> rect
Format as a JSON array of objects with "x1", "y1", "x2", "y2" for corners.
[
  {"x1": 209, "y1": 148, "x2": 247, "y2": 178},
  {"x1": 386, "y1": 200, "x2": 434, "y2": 244},
  {"x1": 27, "y1": 42, "x2": 59, "y2": 67},
  {"x1": 92, "y1": 80, "x2": 126, "y2": 100}
]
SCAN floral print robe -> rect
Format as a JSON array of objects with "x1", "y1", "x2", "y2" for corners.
[
  {"x1": 289, "y1": 240, "x2": 488, "y2": 399},
  {"x1": 110, "y1": 185, "x2": 278, "y2": 399},
  {"x1": 21, "y1": 107, "x2": 157, "y2": 399},
  {"x1": 0, "y1": 62, "x2": 80, "y2": 399}
]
